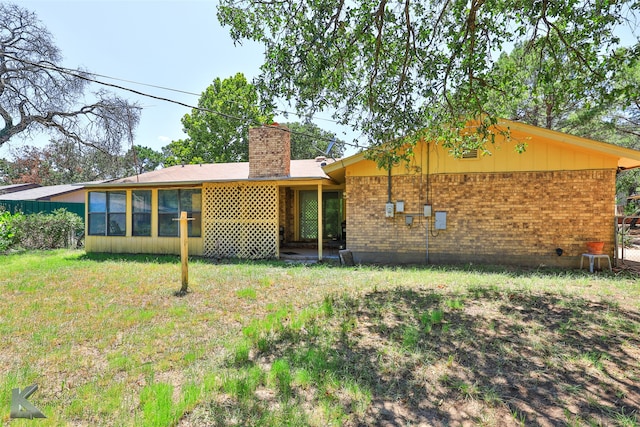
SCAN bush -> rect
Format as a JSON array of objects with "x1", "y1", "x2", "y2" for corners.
[
  {"x1": 0, "y1": 209, "x2": 22, "y2": 252},
  {"x1": 12, "y1": 208, "x2": 84, "y2": 250}
]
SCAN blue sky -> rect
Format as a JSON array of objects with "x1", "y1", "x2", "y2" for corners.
[{"x1": 1, "y1": 0, "x2": 358, "y2": 158}]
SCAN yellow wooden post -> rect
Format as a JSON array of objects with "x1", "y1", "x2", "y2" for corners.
[
  {"x1": 317, "y1": 184, "x2": 323, "y2": 261},
  {"x1": 173, "y1": 211, "x2": 193, "y2": 294}
]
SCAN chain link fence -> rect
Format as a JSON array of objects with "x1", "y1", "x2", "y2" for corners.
[{"x1": 615, "y1": 215, "x2": 640, "y2": 271}]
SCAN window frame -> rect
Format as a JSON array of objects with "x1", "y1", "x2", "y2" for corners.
[
  {"x1": 157, "y1": 188, "x2": 202, "y2": 237},
  {"x1": 88, "y1": 191, "x2": 127, "y2": 236},
  {"x1": 132, "y1": 190, "x2": 152, "y2": 237}
]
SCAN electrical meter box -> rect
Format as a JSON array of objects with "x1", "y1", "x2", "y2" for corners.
[
  {"x1": 423, "y1": 204, "x2": 432, "y2": 217},
  {"x1": 385, "y1": 202, "x2": 395, "y2": 218},
  {"x1": 434, "y1": 211, "x2": 447, "y2": 229}
]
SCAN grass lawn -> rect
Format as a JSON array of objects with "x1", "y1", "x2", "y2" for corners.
[{"x1": 1, "y1": 250, "x2": 639, "y2": 426}]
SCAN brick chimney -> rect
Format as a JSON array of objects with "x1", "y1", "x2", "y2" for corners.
[{"x1": 248, "y1": 124, "x2": 291, "y2": 179}]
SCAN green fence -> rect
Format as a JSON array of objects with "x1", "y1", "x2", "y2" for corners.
[{"x1": 0, "y1": 200, "x2": 85, "y2": 218}]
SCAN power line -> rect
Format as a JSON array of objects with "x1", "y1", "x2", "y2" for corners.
[
  {"x1": 3, "y1": 54, "x2": 364, "y2": 151},
  {"x1": 55, "y1": 63, "x2": 349, "y2": 127}
]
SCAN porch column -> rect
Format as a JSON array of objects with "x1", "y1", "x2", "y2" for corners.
[{"x1": 317, "y1": 183, "x2": 323, "y2": 261}]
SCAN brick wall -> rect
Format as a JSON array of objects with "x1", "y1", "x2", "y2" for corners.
[
  {"x1": 346, "y1": 169, "x2": 616, "y2": 267},
  {"x1": 249, "y1": 125, "x2": 291, "y2": 179}
]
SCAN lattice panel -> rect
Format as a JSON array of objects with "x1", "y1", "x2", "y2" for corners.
[
  {"x1": 238, "y1": 222, "x2": 278, "y2": 259},
  {"x1": 203, "y1": 183, "x2": 278, "y2": 259},
  {"x1": 205, "y1": 222, "x2": 242, "y2": 258},
  {"x1": 300, "y1": 198, "x2": 318, "y2": 240},
  {"x1": 204, "y1": 185, "x2": 241, "y2": 220},
  {"x1": 243, "y1": 185, "x2": 279, "y2": 220}
]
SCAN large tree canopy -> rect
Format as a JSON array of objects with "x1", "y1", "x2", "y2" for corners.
[
  {"x1": 163, "y1": 73, "x2": 273, "y2": 165},
  {"x1": 0, "y1": 3, "x2": 140, "y2": 153},
  {"x1": 218, "y1": 0, "x2": 639, "y2": 158}
]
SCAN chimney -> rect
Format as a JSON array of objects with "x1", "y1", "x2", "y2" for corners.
[{"x1": 248, "y1": 124, "x2": 291, "y2": 179}]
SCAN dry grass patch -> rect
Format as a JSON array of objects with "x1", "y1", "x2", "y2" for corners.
[{"x1": 0, "y1": 250, "x2": 639, "y2": 426}]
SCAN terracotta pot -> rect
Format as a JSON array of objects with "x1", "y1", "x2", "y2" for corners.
[{"x1": 586, "y1": 241, "x2": 604, "y2": 254}]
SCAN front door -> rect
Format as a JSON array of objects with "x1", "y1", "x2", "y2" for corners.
[{"x1": 299, "y1": 191, "x2": 343, "y2": 241}]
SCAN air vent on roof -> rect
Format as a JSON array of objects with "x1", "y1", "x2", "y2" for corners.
[{"x1": 461, "y1": 149, "x2": 478, "y2": 159}]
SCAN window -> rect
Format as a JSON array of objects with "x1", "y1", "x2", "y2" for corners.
[
  {"x1": 88, "y1": 191, "x2": 126, "y2": 236},
  {"x1": 158, "y1": 189, "x2": 201, "y2": 237},
  {"x1": 132, "y1": 190, "x2": 151, "y2": 236}
]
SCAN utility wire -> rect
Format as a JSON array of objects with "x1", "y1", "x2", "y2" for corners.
[
  {"x1": 4, "y1": 54, "x2": 364, "y2": 151},
  {"x1": 52, "y1": 62, "x2": 352, "y2": 127}
]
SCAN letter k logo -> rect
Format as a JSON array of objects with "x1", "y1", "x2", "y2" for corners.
[{"x1": 10, "y1": 384, "x2": 46, "y2": 419}]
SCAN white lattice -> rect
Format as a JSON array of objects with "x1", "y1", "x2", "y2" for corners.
[{"x1": 203, "y1": 183, "x2": 278, "y2": 259}]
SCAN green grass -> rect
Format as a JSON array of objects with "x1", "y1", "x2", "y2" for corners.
[{"x1": 1, "y1": 249, "x2": 639, "y2": 426}]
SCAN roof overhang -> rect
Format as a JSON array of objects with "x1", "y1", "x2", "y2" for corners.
[{"x1": 83, "y1": 176, "x2": 339, "y2": 190}]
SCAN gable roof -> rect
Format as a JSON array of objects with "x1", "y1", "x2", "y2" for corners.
[
  {"x1": 85, "y1": 158, "x2": 336, "y2": 188},
  {"x1": 322, "y1": 119, "x2": 640, "y2": 182}
]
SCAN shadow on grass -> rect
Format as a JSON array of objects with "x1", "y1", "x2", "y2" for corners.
[
  {"x1": 76, "y1": 252, "x2": 181, "y2": 264},
  {"x1": 198, "y1": 286, "x2": 640, "y2": 426},
  {"x1": 73, "y1": 251, "x2": 638, "y2": 280}
]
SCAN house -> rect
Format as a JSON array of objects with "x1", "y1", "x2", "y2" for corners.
[
  {"x1": 0, "y1": 183, "x2": 88, "y2": 217},
  {"x1": 83, "y1": 125, "x2": 344, "y2": 258},
  {"x1": 323, "y1": 119, "x2": 640, "y2": 267},
  {"x1": 84, "y1": 120, "x2": 640, "y2": 268}
]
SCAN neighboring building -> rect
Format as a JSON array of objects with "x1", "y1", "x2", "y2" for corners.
[
  {"x1": 323, "y1": 119, "x2": 640, "y2": 267},
  {"x1": 84, "y1": 125, "x2": 343, "y2": 258},
  {"x1": 0, "y1": 183, "x2": 40, "y2": 195},
  {"x1": 84, "y1": 120, "x2": 640, "y2": 268},
  {"x1": 0, "y1": 183, "x2": 87, "y2": 203}
]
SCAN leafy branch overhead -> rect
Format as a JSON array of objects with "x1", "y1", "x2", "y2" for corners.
[
  {"x1": 0, "y1": 3, "x2": 140, "y2": 153},
  {"x1": 217, "y1": 0, "x2": 639, "y2": 159}
]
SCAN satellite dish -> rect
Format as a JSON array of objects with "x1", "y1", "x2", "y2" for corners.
[{"x1": 325, "y1": 137, "x2": 336, "y2": 156}]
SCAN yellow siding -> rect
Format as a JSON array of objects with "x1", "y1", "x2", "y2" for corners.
[
  {"x1": 85, "y1": 235, "x2": 203, "y2": 255},
  {"x1": 346, "y1": 134, "x2": 619, "y2": 178}
]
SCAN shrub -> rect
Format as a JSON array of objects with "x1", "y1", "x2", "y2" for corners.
[
  {"x1": 0, "y1": 209, "x2": 22, "y2": 252},
  {"x1": 12, "y1": 208, "x2": 84, "y2": 250}
]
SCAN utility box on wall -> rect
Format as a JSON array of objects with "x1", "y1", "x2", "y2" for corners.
[
  {"x1": 434, "y1": 211, "x2": 447, "y2": 230},
  {"x1": 385, "y1": 202, "x2": 395, "y2": 218}
]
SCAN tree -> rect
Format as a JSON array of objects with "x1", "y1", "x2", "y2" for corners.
[
  {"x1": 126, "y1": 145, "x2": 164, "y2": 175},
  {"x1": 1, "y1": 138, "x2": 162, "y2": 185},
  {"x1": 217, "y1": 0, "x2": 639, "y2": 159},
  {"x1": 0, "y1": 3, "x2": 140, "y2": 153},
  {"x1": 485, "y1": 40, "x2": 586, "y2": 131},
  {"x1": 163, "y1": 73, "x2": 273, "y2": 165},
  {"x1": 285, "y1": 122, "x2": 345, "y2": 159}
]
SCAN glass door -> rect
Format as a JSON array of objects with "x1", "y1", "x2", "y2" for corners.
[{"x1": 298, "y1": 191, "x2": 343, "y2": 241}]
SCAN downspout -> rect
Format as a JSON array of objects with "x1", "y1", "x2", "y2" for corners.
[
  {"x1": 387, "y1": 166, "x2": 392, "y2": 203},
  {"x1": 426, "y1": 141, "x2": 430, "y2": 264}
]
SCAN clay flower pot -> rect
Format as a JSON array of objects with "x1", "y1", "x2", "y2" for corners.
[{"x1": 586, "y1": 241, "x2": 604, "y2": 254}]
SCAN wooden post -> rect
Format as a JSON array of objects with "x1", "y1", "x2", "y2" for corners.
[
  {"x1": 317, "y1": 183, "x2": 323, "y2": 261},
  {"x1": 173, "y1": 211, "x2": 194, "y2": 295}
]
